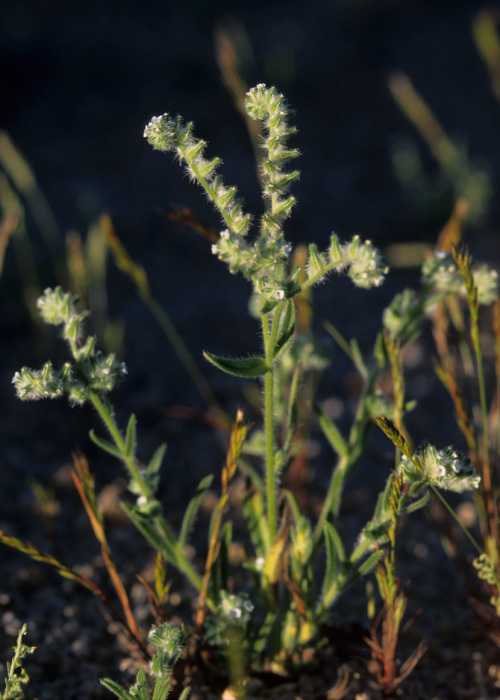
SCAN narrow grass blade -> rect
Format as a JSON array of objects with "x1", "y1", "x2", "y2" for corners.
[
  {"x1": 0, "y1": 529, "x2": 100, "y2": 596},
  {"x1": 72, "y1": 452, "x2": 140, "y2": 639}
]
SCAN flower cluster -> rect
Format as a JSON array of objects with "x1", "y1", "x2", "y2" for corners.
[
  {"x1": 204, "y1": 590, "x2": 254, "y2": 650},
  {"x1": 399, "y1": 443, "x2": 481, "y2": 493},
  {"x1": 144, "y1": 112, "x2": 251, "y2": 237},
  {"x1": 37, "y1": 286, "x2": 88, "y2": 343},
  {"x1": 343, "y1": 235, "x2": 389, "y2": 288},
  {"x1": 423, "y1": 251, "x2": 499, "y2": 305},
  {"x1": 245, "y1": 84, "x2": 299, "y2": 241},
  {"x1": 148, "y1": 623, "x2": 186, "y2": 678},
  {"x1": 144, "y1": 87, "x2": 389, "y2": 300},
  {"x1": 303, "y1": 234, "x2": 388, "y2": 290},
  {"x1": 12, "y1": 287, "x2": 126, "y2": 405},
  {"x1": 473, "y1": 554, "x2": 500, "y2": 613}
]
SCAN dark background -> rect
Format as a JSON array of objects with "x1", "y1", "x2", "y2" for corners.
[{"x1": 2, "y1": 0, "x2": 499, "y2": 445}]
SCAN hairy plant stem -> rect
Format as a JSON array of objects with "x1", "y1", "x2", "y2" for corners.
[
  {"x1": 467, "y1": 293, "x2": 499, "y2": 559},
  {"x1": 261, "y1": 300, "x2": 286, "y2": 546},
  {"x1": 88, "y1": 390, "x2": 203, "y2": 593},
  {"x1": 177, "y1": 143, "x2": 235, "y2": 234}
]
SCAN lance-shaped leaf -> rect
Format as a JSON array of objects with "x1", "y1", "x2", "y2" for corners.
[
  {"x1": 178, "y1": 474, "x2": 213, "y2": 550},
  {"x1": 321, "y1": 521, "x2": 345, "y2": 598},
  {"x1": 282, "y1": 362, "x2": 302, "y2": 456},
  {"x1": 124, "y1": 414, "x2": 137, "y2": 458},
  {"x1": 273, "y1": 299, "x2": 296, "y2": 360},
  {"x1": 217, "y1": 521, "x2": 232, "y2": 592},
  {"x1": 203, "y1": 351, "x2": 270, "y2": 378},
  {"x1": 89, "y1": 430, "x2": 123, "y2": 458},
  {"x1": 243, "y1": 489, "x2": 270, "y2": 558},
  {"x1": 100, "y1": 678, "x2": 136, "y2": 700},
  {"x1": 262, "y1": 527, "x2": 288, "y2": 595},
  {"x1": 121, "y1": 503, "x2": 177, "y2": 564},
  {"x1": 342, "y1": 549, "x2": 385, "y2": 590},
  {"x1": 147, "y1": 443, "x2": 167, "y2": 480},
  {"x1": 314, "y1": 402, "x2": 348, "y2": 458}
]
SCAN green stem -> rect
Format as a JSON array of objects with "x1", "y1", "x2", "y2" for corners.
[
  {"x1": 261, "y1": 300, "x2": 286, "y2": 546},
  {"x1": 468, "y1": 296, "x2": 499, "y2": 554},
  {"x1": 300, "y1": 261, "x2": 345, "y2": 292},
  {"x1": 178, "y1": 145, "x2": 235, "y2": 234},
  {"x1": 471, "y1": 324, "x2": 490, "y2": 471},
  {"x1": 427, "y1": 480, "x2": 483, "y2": 555},
  {"x1": 313, "y1": 364, "x2": 380, "y2": 545},
  {"x1": 89, "y1": 391, "x2": 148, "y2": 494},
  {"x1": 88, "y1": 391, "x2": 203, "y2": 593}
]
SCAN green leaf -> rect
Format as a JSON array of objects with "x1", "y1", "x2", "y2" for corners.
[
  {"x1": 148, "y1": 443, "x2": 167, "y2": 478},
  {"x1": 243, "y1": 490, "x2": 270, "y2": 558},
  {"x1": 263, "y1": 529, "x2": 287, "y2": 592},
  {"x1": 349, "y1": 338, "x2": 368, "y2": 379},
  {"x1": 133, "y1": 668, "x2": 150, "y2": 700},
  {"x1": 125, "y1": 414, "x2": 137, "y2": 458},
  {"x1": 284, "y1": 490, "x2": 302, "y2": 524},
  {"x1": 343, "y1": 549, "x2": 385, "y2": 589},
  {"x1": 282, "y1": 362, "x2": 302, "y2": 456},
  {"x1": 321, "y1": 521, "x2": 345, "y2": 599},
  {"x1": 399, "y1": 490, "x2": 429, "y2": 514},
  {"x1": 273, "y1": 300, "x2": 296, "y2": 360},
  {"x1": 121, "y1": 503, "x2": 177, "y2": 563},
  {"x1": 203, "y1": 351, "x2": 269, "y2": 377},
  {"x1": 100, "y1": 678, "x2": 135, "y2": 700},
  {"x1": 261, "y1": 297, "x2": 280, "y2": 314},
  {"x1": 89, "y1": 430, "x2": 122, "y2": 458},
  {"x1": 178, "y1": 475, "x2": 213, "y2": 549},
  {"x1": 314, "y1": 403, "x2": 348, "y2": 458},
  {"x1": 373, "y1": 330, "x2": 387, "y2": 370},
  {"x1": 218, "y1": 521, "x2": 232, "y2": 591}
]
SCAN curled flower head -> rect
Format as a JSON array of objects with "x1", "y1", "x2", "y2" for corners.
[
  {"x1": 399, "y1": 442, "x2": 480, "y2": 493},
  {"x1": 344, "y1": 236, "x2": 388, "y2": 289},
  {"x1": 143, "y1": 113, "x2": 188, "y2": 153},
  {"x1": 37, "y1": 287, "x2": 80, "y2": 326}
]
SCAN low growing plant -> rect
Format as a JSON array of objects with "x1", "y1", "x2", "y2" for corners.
[
  {"x1": 380, "y1": 238, "x2": 500, "y2": 613},
  {"x1": 3, "y1": 85, "x2": 486, "y2": 695},
  {"x1": 1, "y1": 624, "x2": 35, "y2": 700}
]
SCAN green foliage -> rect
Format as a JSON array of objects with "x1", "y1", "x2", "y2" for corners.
[
  {"x1": 101, "y1": 624, "x2": 187, "y2": 700},
  {"x1": 6, "y1": 85, "x2": 491, "y2": 697},
  {"x1": 1, "y1": 625, "x2": 35, "y2": 700}
]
